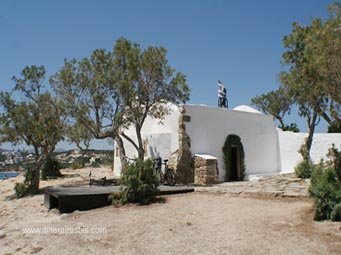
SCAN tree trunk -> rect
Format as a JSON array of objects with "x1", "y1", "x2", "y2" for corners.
[
  {"x1": 115, "y1": 135, "x2": 127, "y2": 170},
  {"x1": 31, "y1": 146, "x2": 41, "y2": 193},
  {"x1": 278, "y1": 118, "x2": 285, "y2": 130},
  {"x1": 135, "y1": 126, "x2": 144, "y2": 160},
  {"x1": 305, "y1": 112, "x2": 318, "y2": 160},
  {"x1": 320, "y1": 111, "x2": 333, "y2": 126}
]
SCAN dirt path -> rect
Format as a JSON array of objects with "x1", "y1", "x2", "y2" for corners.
[{"x1": 1, "y1": 169, "x2": 341, "y2": 255}]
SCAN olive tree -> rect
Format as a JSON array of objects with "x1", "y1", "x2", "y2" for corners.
[
  {"x1": 0, "y1": 65, "x2": 66, "y2": 192},
  {"x1": 50, "y1": 49, "x2": 128, "y2": 166},
  {"x1": 251, "y1": 87, "x2": 292, "y2": 130},
  {"x1": 280, "y1": 18, "x2": 338, "y2": 159},
  {"x1": 113, "y1": 38, "x2": 190, "y2": 159},
  {"x1": 51, "y1": 38, "x2": 190, "y2": 163}
]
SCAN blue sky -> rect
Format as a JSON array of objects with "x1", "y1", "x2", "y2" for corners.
[{"x1": 0, "y1": 0, "x2": 333, "y2": 149}]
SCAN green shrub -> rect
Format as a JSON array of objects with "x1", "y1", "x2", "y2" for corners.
[
  {"x1": 98, "y1": 154, "x2": 114, "y2": 166},
  {"x1": 282, "y1": 123, "x2": 300, "y2": 132},
  {"x1": 326, "y1": 144, "x2": 341, "y2": 181},
  {"x1": 120, "y1": 159, "x2": 159, "y2": 205},
  {"x1": 71, "y1": 160, "x2": 84, "y2": 169},
  {"x1": 90, "y1": 158, "x2": 101, "y2": 168},
  {"x1": 335, "y1": 153, "x2": 341, "y2": 181},
  {"x1": 108, "y1": 191, "x2": 122, "y2": 206},
  {"x1": 82, "y1": 156, "x2": 91, "y2": 164},
  {"x1": 14, "y1": 182, "x2": 30, "y2": 198},
  {"x1": 59, "y1": 162, "x2": 71, "y2": 169},
  {"x1": 14, "y1": 167, "x2": 36, "y2": 198},
  {"x1": 41, "y1": 157, "x2": 62, "y2": 180},
  {"x1": 328, "y1": 121, "x2": 341, "y2": 133},
  {"x1": 295, "y1": 160, "x2": 312, "y2": 179},
  {"x1": 70, "y1": 156, "x2": 93, "y2": 169},
  {"x1": 331, "y1": 203, "x2": 341, "y2": 221},
  {"x1": 309, "y1": 166, "x2": 341, "y2": 221},
  {"x1": 90, "y1": 162, "x2": 101, "y2": 168}
]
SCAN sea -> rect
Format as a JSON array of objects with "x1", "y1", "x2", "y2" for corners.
[{"x1": 0, "y1": 172, "x2": 19, "y2": 180}]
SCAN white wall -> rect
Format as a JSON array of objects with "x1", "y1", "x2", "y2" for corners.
[
  {"x1": 183, "y1": 105, "x2": 281, "y2": 181},
  {"x1": 113, "y1": 103, "x2": 180, "y2": 176},
  {"x1": 278, "y1": 130, "x2": 341, "y2": 173},
  {"x1": 113, "y1": 102, "x2": 341, "y2": 180}
]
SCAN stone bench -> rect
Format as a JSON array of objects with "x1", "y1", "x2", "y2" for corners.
[{"x1": 194, "y1": 154, "x2": 219, "y2": 185}]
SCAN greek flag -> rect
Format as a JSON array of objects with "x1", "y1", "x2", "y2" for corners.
[{"x1": 218, "y1": 80, "x2": 226, "y2": 98}]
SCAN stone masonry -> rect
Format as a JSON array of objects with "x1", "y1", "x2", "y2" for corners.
[
  {"x1": 195, "y1": 173, "x2": 309, "y2": 198},
  {"x1": 194, "y1": 155, "x2": 219, "y2": 185},
  {"x1": 168, "y1": 107, "x2": 194, "y2": 184}
]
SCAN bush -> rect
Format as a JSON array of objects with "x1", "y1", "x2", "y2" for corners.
[
  {"x1": 71, "y1": 160, "x2": 84, "y2": 169},
  {"x1": 328, "y1": 121, "x2": 341, "y2": 133},
  {"x1": 90, "y1": 161, "x2": 101, "y2": 168},
  {"x1": 14, "y1": 182, "x2": 30, "y2": 198},
  {"x1": 282, "y1": 123, "x2": 300, "y2": 132},
  {"x1": 41, "y1": 157, "x2": 62, "y2": 180},
  {"x1": 90, "y1": 158, "x2": 101, "y2": 168},
  {"x1": 108, "y1": 191, "x2": 122, "y2": 206},
  {"x1": 295, "y1": 160, "x2": 312, "y2": 179},
  {"x1": 59, "y1": 162, "x2": 71, "y2": 169},
  {"x1": 309, "y1": 166, "x2": 341, "y2": 221},
  {"x1": 335, "y1": 152, "x2": 341, "y2": 181},
  {"x1": 14, "y1": 167, "x2": 36, "y2": 198},
  {"x1": 120, "y1": 159, "x2": 159, "y2": 205},
  {"x1": 331, "y1": 203, "x2": 341, "y2": 221},
  {"x1": 98, "y1": 154, "x2": 114, "y2": 166},
  {"x1": 69, "y1": 156, "x2": 93, "y2": 169},
  {"x1": 82, "y1": 156, "x2": 91, "y2": 164}
]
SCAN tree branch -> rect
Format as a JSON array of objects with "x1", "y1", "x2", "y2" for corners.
[{"x1": 120, "y1": 132, "x2": 139, "y2": 153}]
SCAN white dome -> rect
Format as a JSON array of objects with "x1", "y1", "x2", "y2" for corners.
[{"x1": 233, "y1": 105, "x2": 263, "y2": 114}]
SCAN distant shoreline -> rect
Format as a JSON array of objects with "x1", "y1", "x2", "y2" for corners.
[
  {"x1": 0, "y1": 165, "x2": 22, "y2": 173},
  {"x1": 0, "y1": 171, "x2": 20, "y2": 180}
]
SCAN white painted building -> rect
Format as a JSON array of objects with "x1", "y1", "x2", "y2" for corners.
[{"x1": 114, "y1": 103, "x2": 341, "y2": 182}]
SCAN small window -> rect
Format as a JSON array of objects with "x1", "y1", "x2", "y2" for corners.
[{"x1": 182, "y1": 115, "x2": 191, "y2": 122}]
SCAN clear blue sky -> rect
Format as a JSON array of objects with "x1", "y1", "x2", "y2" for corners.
[{"x1": 0, "y1": 0, "x2": 333, "y2": 149}]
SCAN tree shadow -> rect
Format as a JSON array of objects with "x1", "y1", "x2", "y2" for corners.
[
  {"x1": 4, "y1": 187, "x2": 46, "y2": 201},
  {"x1": 150, "y1": 196, "x2": 167, "y2": 204}
]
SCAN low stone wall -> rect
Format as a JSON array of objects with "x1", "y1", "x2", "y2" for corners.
[{"x1": 194, "y1": 155, "x2": 219, "y2": 185}]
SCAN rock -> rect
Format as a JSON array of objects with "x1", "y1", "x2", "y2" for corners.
[
  {"x1": 282, "y1": 191, "x2": 301, "y2": 197},
  {"x1": 0, "y1": 230, "x2": 6, "y2": 239},
  {"x1": 60, "y1": 213, "x2": 69, "y2": 220},
  {"x1": 31, "y1": 246, "x2": 44, "y2": 254}
]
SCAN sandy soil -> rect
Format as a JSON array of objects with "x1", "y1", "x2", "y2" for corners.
[{"x1": 0, "y1": 167, "x2": 340, "y2": 255}]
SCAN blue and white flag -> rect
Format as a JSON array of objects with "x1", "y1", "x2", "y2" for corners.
[{"x1": 218, "y1": 80, "x2": 226, "y2": 98}]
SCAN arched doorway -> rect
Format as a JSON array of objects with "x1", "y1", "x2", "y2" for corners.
[{"x1": 222, "y1": 134, "x2": 245, "y2": 181}]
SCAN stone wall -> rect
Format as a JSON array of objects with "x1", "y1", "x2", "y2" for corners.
[
  {"x1": 194, "y1": 155, "x2": 219, "y2": 185},
  {"x1": 168, "y1": 107, "x2": 194, "y2": 184}
]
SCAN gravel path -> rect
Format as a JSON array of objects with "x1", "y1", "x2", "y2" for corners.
[{"x1": 1, "y1": 193, "x2": 341, "y2": 254}]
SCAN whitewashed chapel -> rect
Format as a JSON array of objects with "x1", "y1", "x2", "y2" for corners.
[{"x1": 113, "y1": 103, "x2": 341, "y2": 184}]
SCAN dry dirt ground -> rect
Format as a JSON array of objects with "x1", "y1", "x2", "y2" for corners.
[{"x1": 0, "y1": 168, "x2": 341, "y2": 255}]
